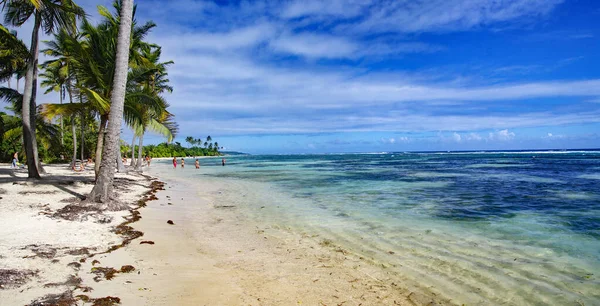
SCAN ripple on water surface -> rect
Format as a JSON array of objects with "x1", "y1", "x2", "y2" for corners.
[{"x1": 154, "y1": 152, "x2": 600, "y2": 305}]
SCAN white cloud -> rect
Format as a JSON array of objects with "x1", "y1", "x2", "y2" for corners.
[
  {"x1": 452, "y1": 132, "x2": 462, "y2": 142},
  {"x1": 280, "y1": 0, "x2": 368, "y2": 19},
  {"x1": 544, "y1": 132, "x2": 566, "y2": 139},
  {"x1": 269, "y1": 32, "x2": 358, "y2": 59},
  {"x1": 489, "y1": 129, "x2": 516, "y2": 141},
  {"x1": 161, "y1": 23, "x2": 276, "y2": 53}
]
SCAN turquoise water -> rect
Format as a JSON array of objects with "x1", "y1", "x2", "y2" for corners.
[{"x1": 151, "y1": 151, "x2": 600, "y2": 305}]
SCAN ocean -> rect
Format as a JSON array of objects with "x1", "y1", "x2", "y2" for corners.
[{"x1": 150, "y1": 151, "x2": 600, "y2": 305}]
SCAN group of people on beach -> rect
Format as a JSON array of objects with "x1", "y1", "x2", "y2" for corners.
[{"x1": 172, "y1": 157, "x2": 226, "y2": 169}]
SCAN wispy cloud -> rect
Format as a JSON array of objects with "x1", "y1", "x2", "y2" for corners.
[{"x1": 8, "y1": 0, "x2": 597, "y2": 152}]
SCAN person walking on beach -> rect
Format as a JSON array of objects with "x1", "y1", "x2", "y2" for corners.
[
  {"x1": 11, "y1": 152, "x2": 18, "y2": 168},
  {"x1": 222, "y1": 158, "x2": 226, "y2": 166},
  {"x1": 195, "y1": 159, "x2": 200, "y2": 169},
  {"x1": 181, "y1": 158, "x2": 185, "y2": 168},
  {"x1": 146, "y1": 156, "x2": 151, "y2": 167},
  {"x1": 172, "y1": 157, "x2": 177, "y2": 168}
]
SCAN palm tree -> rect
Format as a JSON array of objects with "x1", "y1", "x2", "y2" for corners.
[
  {"x1": 41, "y1": 1, "x2": 158, "y2": 177},
  {"x1": 89, "y1": 0, "x2": 134, "y2": 204},
  {"x1": 41, "y1": 28, "x2": 81, "y2": 167},
  {"x1": 1, "y1": 0, "x2": 84, "y2": 178},
  {"x1": 0, "y1": 87, "x2": 61, "y2": 160},
  {"x1": 0, "y1": 25, "x2": 28, "y2": 86},
  {"x1": 129, "y1": 47, "x2": 176, "y2": 171}
]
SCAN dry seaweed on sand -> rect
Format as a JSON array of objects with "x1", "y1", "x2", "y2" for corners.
[
  {"x1": 43, "y1": 275, "x2": 82, "y2": 288},
  {"x1": 139, "y1": 240, "x2": 155, "y2": 245},
  {"x1": 66, "y1": 247, "x2": 95, "y2": 256},
  {"x1": 90, "y1": 296, "x2": 121, "y2": 306},
  {"x1": 28, "y1": 291, "x2": 77, "y2": 306},
  {"x1": 21, "y1": 244, "x2": 65, "y2": 259},
  {"x1": 51, "y1": 204, "x2": 105, "y2": 222},
  {"x1": 0, "y1": 269, "x2": 38, "y2": 289},
  {"x1": 91, "y1": 265, "x2": 135, "y2": 282},
  {"x1": 91, "y1": 267, "x2": 119, "y2": 282},
  {"x1": 167, "y1": 220, "x2": 174, "y2": 225}
]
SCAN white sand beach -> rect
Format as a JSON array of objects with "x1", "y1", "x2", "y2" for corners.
[{"x1": 0, "y1": 164, "x2": 438, "y2": 305}]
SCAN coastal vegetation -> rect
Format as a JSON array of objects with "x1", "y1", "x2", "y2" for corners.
[{"x1": 0, "y1": 0, "x2": 222, "y2": 202}]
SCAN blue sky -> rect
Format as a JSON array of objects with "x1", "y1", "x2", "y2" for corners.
[{"x1": 8, "y1": 0, "x2": 600, "y2": 153}]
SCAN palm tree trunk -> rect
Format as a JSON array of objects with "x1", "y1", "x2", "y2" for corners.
[
  {"x1": 135, "y1": 133, "x2": 144, "y2": 171},
  {"x1": 80, "y1": 92, "x2": 84, "y2": 162},
  {"x1": 16, "y1": 78, "x2": 19, "y2": 93},
  {"x1": 130, "y1": 134, "x2": 136, "y2": 167},
  {"x1": 59, "y1": 87, "x2": 64, "y2": 146},
  {"x1": 21, "y1": 12, "x2": 42, "y2": 179},
  {"x1": 89, "y1": 0, "x2": 134, "y2": 203},
  {"x1": 116, "y1": 148, "x2": 126, "y2": 172},
  {"x1": 67, "y1": 85, "x2": 76, "y2": 167},
  {"x1": 94, "y1": 115, "x2": 108, "y2": 178},
  {"x1": 7, "y1": 78, "x2": 11, "y2": 89}
]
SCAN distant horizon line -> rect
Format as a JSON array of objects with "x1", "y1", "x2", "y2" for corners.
[{"x1": 225, "y1": 148, "x2": 600, "y2": 156}]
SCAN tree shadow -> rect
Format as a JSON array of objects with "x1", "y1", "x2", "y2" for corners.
[{"x1": 0, "y1": 167, "x2": 93, "y2": 200}]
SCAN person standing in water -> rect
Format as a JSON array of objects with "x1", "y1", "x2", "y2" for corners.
[
  {"x1": 222, "y1": 158, "x2": 226, "y2": 166},
  {"x1": 181, "y1": 158, "x2": 185, "y2": 168},
  {"x1": 172, "y1": 157, "x2": 177, "y2": 168},
  {"x1": 195, "y1": 159, "x2": 200, "y2": 169}
]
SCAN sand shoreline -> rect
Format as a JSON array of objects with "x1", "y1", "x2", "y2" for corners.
[{"x1": 0, "y1": 164, "x2": 441, "y2": 305}]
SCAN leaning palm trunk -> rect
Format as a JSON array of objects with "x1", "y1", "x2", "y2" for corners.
[
  {"x1": 94, "y1": 115, "x2": 108, "y2": 177},
  {"x1": 71, "y1": 116, "x2": 77, "y2": 167},
  {"x1": 22, "y1": 12, "x2": 42, "y2": 179},
  {"x1": 89, "y1": 0, "x2": 134, "y2": 203},
  {"x1": 135, "y1": 133, "x2": 144, "y2": 171},
  {"x1": 130, "y1": 134, "x2": 136, "y2": 167},
  {"x1": 80, "y1": 101, "x2": 84, "y2": 161},
  {"x1": 67, "y1": 86, "x2": 76, "y2": 167},
  {"x1": 59, "y1": 88, "x2": 64, "y2": 146}
]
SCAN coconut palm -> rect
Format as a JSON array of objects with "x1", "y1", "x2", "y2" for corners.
[
  {"x1": 1, "y1": 0, "x2": 84, "y2": 178},
  {"x1": 89, "y1": 0, "x2": 134, "y2": 204},
  {"x1": 0, "y1": 87, "x2": 60, "y2": 159},
  {"x1": 41, "y1": 28, "x2": 81, "y2": 166},
  {"x1": 0, "y1": 25, "x2": 28, "y2": 85},
  {"x1": 41, "y1": 1, "x2": 160, "y2": 177},
  {"x1": 128, "y1": 47, "x2": 176, "y2": 170}
]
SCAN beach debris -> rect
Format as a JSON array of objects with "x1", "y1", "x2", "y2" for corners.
[
  {"x1": 92, "y1": 267, "x2": 119, "y2": 281},
  {"x1": 67, "y1": 247, "x2": 94, "y2": 256},
  {"x1": 0, "y1": 269, "x2": 38, "y2": 289},
  {"x1": 75, "y1": 295, "x2": 121, "y2": 306},
  {"x1": 90, "y1": 296, "x2": 121, "y2": 306},
  {"x1": 140, "y1": 241, "x2": 155, "y2": 245},
  {"x1": 388, "y1": 251, "x2": 395, "y2": 255},
  {"x1": 51, "y1": 204, "x2": 104, "y2": 222},
  {"x1": 92, "y1": 260, "x2": 101, "y2": 266},
  {"x1": 28, "y1": 291, "x2": 77, "y2": 306},
  {"x1": 215, "y1": 205, "x2": 236, "y2": 208},
  {"x1": 21, "y1": 244, "x2": 64, "y2": 259},
  {"x1": 167, "y1": 220, "x2": 174, "y2": 225},
  {"x1": 120, "y1": 265, "x2": 135, "y2": 273},
  {"x1": 67, "y1": 262, "x2": 82, "y2": 269},
  {"x1": 43, "y1": 275, "x2": 82, "y2": 288}
]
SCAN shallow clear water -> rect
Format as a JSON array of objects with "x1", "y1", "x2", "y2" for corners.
[{"x1": 151, "y1": 151, "x2": 600, "y2": 305}]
